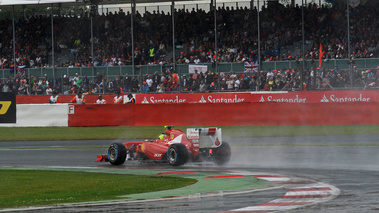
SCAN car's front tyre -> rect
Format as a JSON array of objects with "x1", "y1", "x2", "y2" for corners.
[
  {"x1": 108, "y1": 143, "x2": 126, "y2": 165},
  {"x1": 167, "y1": 144, "x2": 189, "y2": 166}
]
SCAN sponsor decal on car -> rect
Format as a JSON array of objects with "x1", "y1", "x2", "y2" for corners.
[{"x1": 187, "y1": 129, "x2": 200, "y2": 140}]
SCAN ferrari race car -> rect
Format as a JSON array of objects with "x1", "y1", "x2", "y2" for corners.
[{"x1": 97, "y1": 126, "x2": 231, "y2": 166}]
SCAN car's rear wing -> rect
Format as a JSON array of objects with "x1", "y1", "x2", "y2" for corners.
[{"x1": 186, "y1": 127, "x2": 222, "y2": 147}]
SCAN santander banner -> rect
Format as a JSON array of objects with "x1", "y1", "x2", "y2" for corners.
[
  {"x1": 137, "y1": 93, "x2": 250, "y2": 104},
  {"x1": 136, "y1": 90, "x2": 379, "y2": 104}
]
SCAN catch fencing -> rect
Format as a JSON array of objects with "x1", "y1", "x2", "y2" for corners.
[{"x1": 2, "y1": 58, "x2": 379, "y2": 80}]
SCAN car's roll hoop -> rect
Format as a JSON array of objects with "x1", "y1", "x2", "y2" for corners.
[
  {"x1": 186, "y1": 127, "x2": 222, "y2": 148},
  {"x1": 164, "y1": 125, "x2": 173, "y2": 130}
]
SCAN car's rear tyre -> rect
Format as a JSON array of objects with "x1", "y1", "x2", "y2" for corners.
[
  {"x1": 213, "y1": 142, "x2": 231, "y2": 166},
  {"x1": 167, "y1": 144, "x2": 189, "y2": 166},
  {"x1": 108, "y1": 143, "x2": 126, "y2": 165}
]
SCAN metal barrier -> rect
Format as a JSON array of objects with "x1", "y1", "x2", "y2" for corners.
[{"x1": 2, "y1": 59, "x2": 379, "y2": 79}]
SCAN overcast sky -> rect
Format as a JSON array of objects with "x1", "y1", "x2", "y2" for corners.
[{"x1": 102, "y1": 0, "x2": 325, "y2": 14}]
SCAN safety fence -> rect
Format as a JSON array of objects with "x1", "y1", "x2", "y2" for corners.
[
  {"x1": 2, "y1": 59, "x2": 379, "y2": 95},
  {"x1": 2, "y1": 59, "x2": 379, "y2": 80}
]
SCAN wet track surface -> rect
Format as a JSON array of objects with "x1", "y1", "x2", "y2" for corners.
[{"x1": 1, "y1": 134, "x2": 379, "y2": 212}]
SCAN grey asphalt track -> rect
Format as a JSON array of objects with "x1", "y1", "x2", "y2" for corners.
[{"x1": 1, "y1": 134, "x2": 379, "y2": 212}]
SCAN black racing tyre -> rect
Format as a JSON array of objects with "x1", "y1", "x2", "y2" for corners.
[
  {"x1": 107, "y1": 143, "x2": 127, "y2": 165},
  {"x1": 167, "y1": 144, "x2": 189, "y2": 166},
  {"x1": 213, "y1": 142, "x2": 231, "y2": 166}
]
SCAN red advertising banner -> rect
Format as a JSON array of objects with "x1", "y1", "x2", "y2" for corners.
[
  {"x1": 135, "y1": 90, "x2": 379, "y2": 104},
  {"x1": 17, "y1": 90, "x2": 379, "y2": 104},
  {"x1": 68, "y1": 102, "x2": 379, "y2": 127},
  {"x1": 136, "y1": 92, "x2": 251, "y2": 104}
]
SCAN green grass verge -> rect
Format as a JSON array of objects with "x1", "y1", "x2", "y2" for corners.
[
  {"x1": 0, "y1": 169, "x2": 197, "y2": 209},
  {"x1": 0, "y1": 125, "x2": 378, "y2": 141}
]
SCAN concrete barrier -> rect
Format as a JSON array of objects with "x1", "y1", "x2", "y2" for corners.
[
  {"x1": 0, "y1": 104, "x2": 69, "y2": 127},
  {"x1": 68, "y1": 102, "x2": 379, "y2": 127}
]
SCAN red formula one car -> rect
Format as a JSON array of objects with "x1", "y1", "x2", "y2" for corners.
[{"x1": 97, "y1": 126, "x2": 231, "y2": 166}]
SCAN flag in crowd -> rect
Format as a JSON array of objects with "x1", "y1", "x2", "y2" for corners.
[
  {"x1": 319, "y1": 44, "x2": 324, "y2": 68},
  {"x1": 244, "y1": 61, "x2": 259, "y2": 73}
]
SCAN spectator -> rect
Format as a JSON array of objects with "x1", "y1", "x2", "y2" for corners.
[
  {"x1": 72, "y1": 73, "x2": 79, "y2": 92},
  {"x1": 131, "y1": 77, "x2": 139, "y2": 92},
  {"x1": 124, "y1": 73, "x2": 131, "y2": 92},
  {"x1": 169, "y1": 77, "x2": 178, "y2": 91},
  {"x1": 76, "y1": 75, "x2": 83, "y2": 91},
  {"x1": 49, "y1": 91, "x2": 61, "y2": 104},
  {"x1": 70, "y1": 92, "x2": 86, "y2": 104},
  {"x1": 220, "y1": 79, "x2": 227, "y2": 91},
  {"x1": 113, "y1": 92, "x2": 123, "y2": 104},
  {"x1": 145, "y1": 75, "x2": 153, "y2": 91},
  {"x1": 189, "y1": 80, "x2": 198, "y2": 92},
  {"x1": 45, "y1": 85, "x2": 53, "y2": 95},
  {"x1": 18, "y1": 82, "x2": 27, "y2": 95},
  {"x1": 198, "y1": 80, "x2": 208, "y2": 93},
  {"x1": 96, "y1": 72, "x2": 103, "y2": 85},
  {"x1": 226, "y1": 77, "x2": 234, "y2": 90},
  {"x1": 96, "y1": 95, "x2": 107, "y2": 104},
  {"x1": 249, "y1": 78, "x2": 257, "y2": 91},
  {"x1": 140, "y1": 82, "x2": 150, "y2": 93},
  {"x1": 63, "y1": 75, "x2": 70, "y2": 93},
  {"x1": 4, "y1": 77, "x2": 13, "y2": 93},
  {"x1": 192, "y1": 70, "x2": 199, "y2": 80},
  {"x1": 126, "y1": 93, "x2": 135, "y2": 104},
  {"x1": 157, "y1": 83, "x2": 165, "y2": 93},
  {"x1": 151, "y1": 71, "x2": 160, "y2": 92},
  {"x1": 97, "y1": 79, "x2": 106, "y2": 94},
  {"x1": 181, "y1": 75, "x2": 189, "y2": 91},
  {"x1": 234, "y1": 78, "x2": 241, "y2": 91},
  {"x1": 107, "y1": 78, "x2": 115, "y2": 93}
]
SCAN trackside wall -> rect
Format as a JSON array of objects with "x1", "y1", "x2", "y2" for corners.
[
  {"x1": 17, "y1": 94, "x2": 117, "y2": 104},
  {"x1": 68, "y1": 102, "x2": 379, "y2": 127},
  {"x1": 1, "y1": 104, "x2": 69, "y2": 127},
  {"x1": 16, "y1": 90, "x2": 379, "y2": 104},
  {"x1": 7, "y1": 91, "x2": 379, "y2": 127}
]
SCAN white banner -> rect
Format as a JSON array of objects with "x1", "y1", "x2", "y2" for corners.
[
  {"x1": 0, "y1": 0, "x2": 75, "y2": 6},
  {"x1": 188, "y1": 64, "x2": 208, "y2": 74},
  {"x1": 0, "y1": 104, "x2": 68, "y2": 127}
]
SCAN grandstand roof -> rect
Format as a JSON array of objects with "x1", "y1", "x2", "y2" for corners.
[{"x1": 0, "y1": 0, "x2": 188, "y2": 9}]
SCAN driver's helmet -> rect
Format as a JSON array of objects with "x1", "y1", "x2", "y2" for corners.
[{"x1": 158, "y1": 133, "x2": 165, "y2": 140}]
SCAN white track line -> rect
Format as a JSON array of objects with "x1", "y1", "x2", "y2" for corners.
[{"x1": 226, "y1": 171, "x2": 340, "y2": 212}]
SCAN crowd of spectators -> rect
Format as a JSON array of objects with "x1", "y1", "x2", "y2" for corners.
[
  {"x1": 1, "y1": 65, "x2": 378, "y2": 95},
  {"x1": 1, "y1": 1, "x2": 379, "y2": 70},
  {"x1": 1, "y1": 1, "x2": 379, "y2": 94}
]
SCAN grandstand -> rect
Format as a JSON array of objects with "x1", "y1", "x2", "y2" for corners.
[{"x1": 0, "y1": 0, "x2": 378, "y2": 95}]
